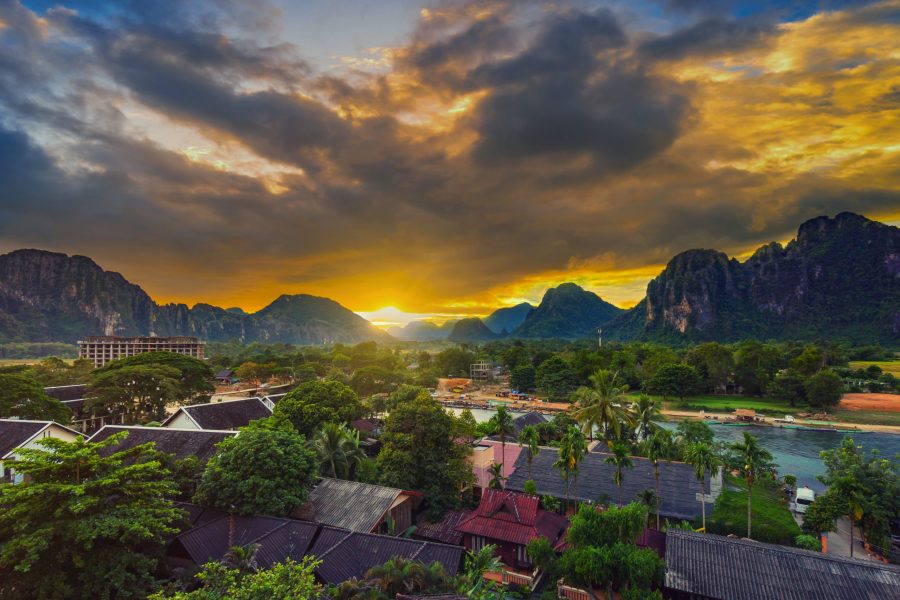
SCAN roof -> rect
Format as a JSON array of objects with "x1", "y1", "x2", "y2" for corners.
[
  {"x1": 214, "y1": 369, "x2": 235, "y2": 378},
  {"x1": 455, "y1": 489, "x2": 568, "y2": 546},
  {"x1": 416, "y1": 510, "x2": 467, "y2": 546},
  {"x1": 473, "y1": 440, "x2": 522, "y2": 488},
  {"x1": 295, "y1": 478, "x2": 403, "y2": 532},
  {"x1": 175, "y1": 515, "x2": 319, "y2": 569},
  {"x1": 665, "y1": 529, "x2": 900, "y2": 600},
  {"x1": 505, "y1": 448, "x2": 714, "y2": 521},
  {"x1": 0, "y1": 419, "x2": 50, "y2": 458},
  {"x1": 735, "y1": 409, "x2": 757, "y2": 417},
  {"x1": 174, "y1": 502, "x2": 228, "y2": 527},
  {"x1": 513, "y1": 411, "x2": 547, "y2": 434},
  {"x1": 43, "y1": 384, "x2": 87, "y2": 401},
  {"x1": 309, "y1": 526, "x2": 464, "y2": 584},
  {"x1": 87, "y1": 426, "x2": 236, "y2": 463},
  {"x1": 350, "y1": 418, "x2": 381, "y2": 433},
  {"x1": 163, "y1": 398, "x2": 272, "y2": 430}
]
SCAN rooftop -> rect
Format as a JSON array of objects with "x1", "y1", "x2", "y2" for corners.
[
  {"x1": 43, "y1": 384, "x2": 87, "y2": 402},
  {"x1": 0, "y1": 419, "x2": 52, "y2": 458},
  {"x1": 455, "y1": 489, "x2": 568, "y2": 546},
  {"x1": 665, "y1": 529, "x2": 900, "y2": 600},
  {"x1": 294, "y1": 478, "x2": 405, "y2": 532},
  {"x1": 164, "y1": 397, "x2": 272, "y2": 430},
  {"x1": 87, "y1": 426, "x2": 236, "y2": 463}
]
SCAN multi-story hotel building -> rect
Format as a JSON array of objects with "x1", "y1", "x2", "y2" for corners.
[{"x1": 78, "y1": 336, "x2": 205, "y2": 368}]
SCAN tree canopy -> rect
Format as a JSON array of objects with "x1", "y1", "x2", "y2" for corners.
[
  {"x1": 0, "y1": 372, "x2": 71, "y2": 422},
  {"x1": 273, "y1": 380, "x2": 363, "y2": 437}
]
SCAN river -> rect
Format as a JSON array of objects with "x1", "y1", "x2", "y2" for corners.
[{"x1": 445, "y1": 407, "x2": 900, "y2": 493}]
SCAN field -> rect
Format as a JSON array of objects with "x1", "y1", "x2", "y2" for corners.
[
  {"x1": 839, "y1": 393, "x2": 900, "y2": 412},
  {"x1": 849, "y1": 360, "x2": 900, "y2": 376},
  {"x1": 0, "y1": 358, "x2": 76, "y2": 366},
  {"x1": 654, "y1": 394, "x2": 802, "y2": 416},
  {"x1": 707, "y1": 475, "x2": 801, "y2": 545}
]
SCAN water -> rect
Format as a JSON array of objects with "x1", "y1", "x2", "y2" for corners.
[
  {"x1": 445, "y1": 407, "x2": 529, "y2": 423},
  {"x1": 443, "y1": 406, "x2": 900, "y2": 493}
]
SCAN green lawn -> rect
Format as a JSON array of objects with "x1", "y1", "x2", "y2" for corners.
[
  {"x1": 849, "y1": 360, "x2": 900, "y2": 376},
  {"x1": 648, "y1": 394, "x2": 804, "y2": 416},
  {"x1": 830, "y1": 409, "x2": 900, "y2": 427},
  {"x1": 707, "y1": 475, "x2": 801, "y2": 545}
]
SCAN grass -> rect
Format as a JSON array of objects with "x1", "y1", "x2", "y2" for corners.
[
  {"x1": 0, "y1": 358, "x2": 75, "y2": 366},
  {"x1": 848, "y1": 360, "x2": 900, "y2": 376},
  {"x1": 650, "y1": 394, "x2": 805, "y2": 416},
  {"x1": 830, "y1": 409, "x2": 900, "y2": 427},
  {"x1": 707, "y1": 475, "x2": 801, "y2": 545}
]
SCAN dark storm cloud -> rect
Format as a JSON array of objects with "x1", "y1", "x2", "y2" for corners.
[{"x1": 639, "y1": 18, "x2": 773, "y2": 61}]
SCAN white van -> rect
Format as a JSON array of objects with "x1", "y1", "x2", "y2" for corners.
[{"x1": 793, "y1": 487, "x2": 816, "y2": 513}]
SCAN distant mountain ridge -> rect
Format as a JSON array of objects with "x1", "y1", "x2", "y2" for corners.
[
  {"x1": 447, "y1": 317, "x2": 498, "y2": 342},
  {"x1": 512, "y1": 283, "x2": 624, "y2": 339},
  {"x1": 483, "y1": 302, "x2": 533, "y2": 334},
  {"x1": 0, "y1": 249, "x2": 391, "y2": 345}
]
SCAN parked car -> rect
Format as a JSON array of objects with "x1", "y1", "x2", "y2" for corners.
[{"x1": 792, "y1": 487, "x2": 816, "y2": 514}]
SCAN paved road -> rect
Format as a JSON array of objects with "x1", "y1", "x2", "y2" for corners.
[{"x1": 826, "y1": 517, "x2": 874, "y2": 561}]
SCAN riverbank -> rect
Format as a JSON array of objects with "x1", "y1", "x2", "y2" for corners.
[{"x1": 662, "y1": 408, "x2": 900, "y2": 434}]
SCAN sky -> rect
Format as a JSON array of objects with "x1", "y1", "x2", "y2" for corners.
[{"x1": 0, "y1": 0, "x2": 898, "y2": 328}]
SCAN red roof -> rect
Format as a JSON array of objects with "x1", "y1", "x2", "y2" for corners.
[{"x1": 455, "y1": 489, "x2": 568, "y2": 546}]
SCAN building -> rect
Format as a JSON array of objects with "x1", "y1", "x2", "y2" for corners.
[
  {"x1": 78, "y1": 336, "x2": 204, "y2": 368},
  {"x1": 470, "y1": 439, "x2": 523, "y2": 490},
  {"x1": 292, "y1": 478, "x2": 421, "y2": 534},
  {"x1": 664, "y1": 529, "x2": 900, "y2": 600},
  {"x1": 0, "y1": 419, "x2": 81, "y2": 483},
  {"x1": 470, "y1": 360, "x2": 496, "y2": 382},
  {"x1": 162, "y1": 398, "x2": 272, "y2": 430},
  {"x1": 506, "y1": 448, "x2": 722, "y2": 522},
  {"x1": 87, "y1": 425, "x2": 236, "y2": 464}
]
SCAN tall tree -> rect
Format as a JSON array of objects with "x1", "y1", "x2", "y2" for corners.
[
  {"x1": 631, "y1": 394, "x2": 661, "y2": 441},
  {"x1": 0, "y1": 373, "x2": 71, "y2": 422},
  {"x1": 487, "y1": 463, "x2": 506, "y2": 490},
  {"x1": 554, "y1": 426, "x2": 587, "y2": 510},
  {"x1": 518, "y1": 424, "x2": 541, "y2": 481},
  {"x1": 683, "y1": 442, "x2": 722, "y2": 531},
  {"x1": 314, "y1": 422, "x2": 367, "y2": 480},
  {"x1": 88, "y1": 364, "x2": 183, "y2": 424},
  {"x1": 805, "y1": 369, "x2": 844, "y2": 409},
  {"x1": 571, "y1": 369, "x2": 633, "y2": 442},
  {"x1": 605, "y1": 442, "x2": 634, "y2": 507},
  {"x1": 195, "y1": 426, "x2": 317, "y2": 517},
  {"x1": 645, "y1": 364, "x2": 701, "y2": 403},
  {"x1": 729, "y1": 432, "x2": 773, "y2": 538},
  {"x1": 642, "y1": 429, "x2": 673, "y2": 529},
  {"x1": 0, "y1": 433, "x2": 184, "y2": 599},
  {"x1": 274, "y1": 380, "x2": 363, "y2": 437},
  {"x1": 487, "y1": 405, "x2": 515, "y2": 469},
  {"x1": 94, "y1": 351, "x2": 214, "y2": 404},
  {"x1": 535, "y1": 356, "x2": 578, "y2": 401}
]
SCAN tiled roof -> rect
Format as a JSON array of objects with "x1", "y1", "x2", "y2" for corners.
[
  {"x1": 309, "y1": 526, "x2": 463, "y2": 584},
  {"x1": 350, "y1": 418, "x2": 381, "y2": 432},
  {"x1": 0, "y1": 419, "x2": 48, "y2": 457},
  {"x1": 43, "y1": 384, "x2": 87, "y2": 402},
  {"x1": 166, "y1": 398, "x2": 272, "y2": 430},
  {"x1": 472, "y1": 440, "x2": 522, "y2": 488},
  {"x1": 295, "y1": 478, "x2": 402, "y2": 532},
  {"x1": 665, "y1": 529, "x2": 900, "y2": 600},
  {"x1": 174, "y1": 502, "x2": 228, "y2": 527},
  {"x1": 455, "y1": 489, "x2": 568, "y2": 546},
  {"x1": 505, "y1": 448, "x2": 714, "y2": 521},
  {"x1": 416, "y1": 510, "x2": 467, "y2": 546},
  {"x1": 87, "y1": 426, "x2": 235, "y2": 463},
  {"x1": 513, "y1": 411, "x2": 547, "y2": 434}
]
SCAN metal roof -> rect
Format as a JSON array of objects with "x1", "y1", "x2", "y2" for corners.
[
  {"x1": 164, "y1": 397, "x2": 272, "y2": 430},
  {"x1": 505, "y1": 447, "x2": 715, "y2": 521},
  {"x1": 87, "y1": 426, "x2": 235, "y2": 463},
  {"x1": 0, "y1": 419, "x2": 49, "y2": 458},
  {"x1": 43, "y1": 384, "x2": 87, "y2": 402},
  {"x1": 455, "y1": 489, "x2": 568, "y2": 546},
  {"x1": 665, "y1": 529, "x2": 900, "y2": 600},
  {"x1": 416, "y1": 510, "x2": 467, "y2": 546},
  {"x1": 298, "y1": 478, "x2": 402, "y2": 532}
]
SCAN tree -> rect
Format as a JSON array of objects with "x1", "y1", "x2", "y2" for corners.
[
  {"x1": 571, "y1": 369, "x2": 633, "y2": 442},
  {"x1": 554, "y1": 426, "x2": 587, "y2": 510},
  {"x1": 729, "y1": 433, "x2": 773, "y2": 539},
  {"x1": 683, "y1": 442, "x2": 722, "y2": 531},
  {"x1": 535, "y1": 356, "x2": 577, "y2": 401},
  {"x1": 487, "y1": 463, "x2": 506, "y2": 490},
  {"x1": 487, "y1": 405, "x2": 515, "y2": 469},
  {"x1": 274, "y1": 380, "x2": 363, "y2": 437},
  {"x1": 769, "y1": 369, "x2": 807, "y2": 407},
  {"x1": 605, "y1": 442, "x2": 634, "y2": 507},
  {"x1": 314, "y1": 422, "x2": 367, "y2": 480},
  {"x1": 151, "y1": 557, "x2": 321, "y2": 599},
  {"x1": 510, "y1": 364, "x2": 536, "y2": 390},
  {"x1": 88, "y1": 364, "x2": 183, "y2": 424},
  {"x1": 235, "y1": 361, "x2": 276, "y2": 384},
  {"x1": 350, "y1": 365, "x2": 402, "y2": 397},
  {"x1": 642, "y1": 429, "x2": 672, "y2": 530},
  {"x1": 675, "y1": 420, "x2": 714, "y2": 447},
  {"x1": 790, "y1": 345, "x2": 824, "y2": 377},
  {"x1": 686, "y1": 342, "x2": 734, "y2": 393},
  {"x1": 435, "y1": 347, "x2": 475, "y2": 377},
  {"x1": 364, "y1": 557, "x2": 448, "y2": 598},
  {"x1": 519, "y1": 424, "x2": 541, "y2": 481},
  {"x1": 805, "y1": 369, "x2": 843, "y2": 409},
  {"x1": 94, "y1": 351, "x2": 214, "y2": 403},
  {"x1": 195, "y1": 427, "x2": 317, "y2": 517},
  {"x1": 378, "y1": 395, "x2": 473, "y2": 517},
  {"x1": 0, "y1": 372, "x2": 71, "y2": 422},
  {"x1": 644, "y1": 364, "x2": 701, "y2": 402},
  {"x1": 0, "y1": 433, "x2": 184, "y2": 599},
  {"x1": 631, "y1": 394, "x2": 661, "y2": 441}
]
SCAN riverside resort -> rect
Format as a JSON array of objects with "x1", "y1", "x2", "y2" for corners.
[{"x1": 1, "y1": 1, "x2": 899, "y2": 599}]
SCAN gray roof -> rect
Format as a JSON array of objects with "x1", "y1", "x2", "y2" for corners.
[
  {"x1": 44, "y1": 385, "x2": 87, "y2": 402},
  {"x1": 506, "y1": 448, "x2": 714, "y2": 521},
  {"x1": 309, "y1": 526, "x2": 463, "y2": 584},
  {"x1": 166, "y1": 398, "x2": 272, "y2": 430},
  {"x1": 665, "y1": 529, "x2": 900, "y2": 600},
  {"x1": 87, "y1": 426, "x2": 235, "y2": 463},
  {"x1": 0, "y1": 419, "x2": 49, "y2": 457},
  {"x1": 298, "y1": 478, "x2": 403, "y2": 532},
  {"x1": 513, "y1": 411, "x2": 547, "y2": 434}
]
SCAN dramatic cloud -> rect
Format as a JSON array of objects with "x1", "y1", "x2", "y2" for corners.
[{"x1": 0, "y1": 0, "x2": 898, "y2": 318}]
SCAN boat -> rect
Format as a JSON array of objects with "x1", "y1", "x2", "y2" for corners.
[{"x1": 721, "y1": 422, "x2": 750, "y2": 427}]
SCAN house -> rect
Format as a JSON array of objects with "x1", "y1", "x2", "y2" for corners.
[
  {"x1": 664, "y1": 529, "x2": 900, "y2": 600},
  {"x1": 512, "y1": 411, "x2": 547, "y2": 435},
  {"x1": 44, "y1": 384, "x2": 115, "y2": 434},
  {"x1": 214, "y1": 369, "x2": 237, "y2": 384},
  {"x1": 0, "y1": 419, "x2": 81, "y2": 483},
  {"x1": 292, "y1": 478, "x2": 421, "y2": 534},
  {"x1": 87, "y1": 425, "x2": 236, "y2": 464},
  {"x1": 470, "y1": 439, "x2": 523, "y2": 490},
  {"x1": 350, "y1": 418, "x2": 383, "y2": 436},
  {"x1": 162, "y1": 397, "x2": 272, "y2": 430},
  {"x1": 455, "y1": 489, "x2": 568, "y2": 584},
  {"x1": 506, "y1": 448, "x2": 722, "y2": 522}
]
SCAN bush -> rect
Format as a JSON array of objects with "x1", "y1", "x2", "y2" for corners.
[
  {"x1": 794, "y1": 534, "x2": 822, "y2": 552},
  {"x1": 707, "y1": 476, "x2": 801, "y2": 545}
]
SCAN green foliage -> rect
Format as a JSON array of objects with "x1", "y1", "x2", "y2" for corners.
[
  {"x1": 728, "y1": 433, "x2": 774, "y2": 538},
  {"x1": 805, "y1": 369, "x2": 843, "y2": 408},
  {"x1": 314, "y1": 422, "x2": 367, "y2": 480},
  {"x1": 328, "y1": 557, "x2": 450, "y2": 600},
  {"x1": 571, "y1": 368, "x2": 633, "y2": 442},
  {"x1": 151, "y1": 557, "x2": 321, "y2": 600},
  {"x1": 769, "y1": 369, "x2": 808, "y2": 407},
  {"x1": 605, "y1": 442, "x2": 634, "y2": 506},
  {"x1": 708, "y1": 475, "x2": 801, "y2": 545},
  {"x1": 0, "y1": 433, "x2": 184, "y2": 599},
  {"x1": 195, "y1": 427, "x2": 317, "y2": 517},
  {"x1": 519, "y1": 424, "x2": 541, "y2": 480},
  {"x1": 535, "y1": 356, "x2": 577, "y2": 401},
  {"x1": 350, "y1": 365, "x2": 403, "y2": 396},
  {"x1": 541, "y1": 494, "x2": 561, "y2": 512},
  {"x1": 88, "y1": 364, "x2": 183, "y2": 423},
  {"x1": 675, "y1": 420, "x2": 714, "y2": 447},
  {"x1": 644, "y1": 364, "x2": 701, "y2": 401},
  {"x1": 435, "y1": 347, "x2": 475, "y2": 377},
  {"x1": 523, "y1": 479, "x2": 537, "y2": 495},
  {"x1": 24, "y1": 356, "x2": 94, "y2": 386},
  {"x1": 554, "y1": 426, "x2": 588, "y2": 507},
  {"x1": 794, "y1": 534, "x2": 822, "y2": 552},
  {"x1": 377, "y1": 395, "x2": 473, "y2": 517},
  {"x1": 95, "y1": 351, "x2": 214, "y2": 402},
  {"x1": 274, "y1": 380, "x2": 363, "y2": 437},
  {"x1": 0, "y1": 372, "x2": 72, "y2": 421},
  {"x1": 790, "y1": 345, "x2": 825, "y2": 377},
  {"x1": 510, "y1": 364, "x2": 536, "y2": 390},
  {"x1": 0, "y1": 342, "x2": 78, "y2": 359},
  {"x1": 567, "y1": 503, "x2": 649, "y2": 549},
  {"x1": 683, "y1": 441, "x2": 722, "y2": 530}
]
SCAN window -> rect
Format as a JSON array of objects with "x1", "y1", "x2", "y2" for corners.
[
  {"x1": 472, "y1": 536, "x2": 486, "y2": 552},
  {"x1": 516, "y1": 545, "x2": 531, "y2": 567}
]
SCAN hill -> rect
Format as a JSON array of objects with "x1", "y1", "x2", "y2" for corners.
[
  {"x1": 512, "y1": 283, "x2": 624, "y2": 339},
  {"x1": 386, "y1": 320, "x2": 454, "y2": 342},
  {"x1": 483, "y1": 302, "x2": 533, "y2": 335},
  {"x1": 446, "y1": 317, "x2": 498, "y2": 342}
]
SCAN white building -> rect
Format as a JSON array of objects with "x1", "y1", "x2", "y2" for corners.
[{"x1": 0, "y1": 419, "x2": 81, "y2": 483}]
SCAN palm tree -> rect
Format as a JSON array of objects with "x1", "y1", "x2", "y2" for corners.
[
  {"x1": 605, "y1": 441, "x2": 634, "y2": 507},
  {"x1": 365, "y1": 556, "x2": 447, "y2": 596},
  {"x1": 638, "y1": 489, "x2": 656, "y2": 527},
  {"x1": 518, "y1": 424, "x2": 541, "y2": 481},
  {"x1": 458, "y1": 545, "x2": 504, "y2": 598},
  {"x1": 487, "y1": 405, "x2": 515, "y2": 470},
  {"x1": 683, "y1": 441, "x2": 722, "y2": 531},
  {"x1": 730, "y1": 432, "x2": 773, "y2": 538},
  {"x1": 554, "y1": 426, "x2": 587, "y2": 511},
  {"x1": 642, "y1": 429, "x2": 673, "y2": 529},
  {"x1": 571, "y1": 369, "x2": 634, "y2": 442},
  {"x1": 221, "y1": 543, "x2": 260, "y2": 574},
  {"x1": 632, "y1": 394, "x2": 662, "y2": 441},
  {"x1": 487, "y1": 463, "x2": 506, "y2": 490},
  {"x1": 314, "y1": 422, "x2": 366, "y2": 480}
]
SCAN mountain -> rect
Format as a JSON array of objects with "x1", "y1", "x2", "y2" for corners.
[
  {"x1": 607, "y1": 212, "x2": 900, "y2": 342},
  {"x1": 447, "y1": 317, "x2": 498, "y2": 342},
  {"x1": 387, "y1": 319, "x2": 457, "y2": 341},
  {"x1": 0, "y1": 249, "x2": 391, "y2": 345},
  {"x1": 483, "y1": 302, "x2": 533, "y2": 335},
  {"x1": 512, "y1": 283, "x2": 624, "y2": 339}
]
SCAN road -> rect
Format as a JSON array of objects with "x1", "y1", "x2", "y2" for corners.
[{"x1": 825, "y1": 517, "x2": 874, "y2": 561}]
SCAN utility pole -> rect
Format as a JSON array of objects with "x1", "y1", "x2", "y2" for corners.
[{"x1": 598, "y1": 328, "x2": 602, "y2": 350}]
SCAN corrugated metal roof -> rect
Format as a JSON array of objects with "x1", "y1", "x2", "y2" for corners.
[
  {"x1": 665, "y1": 530, "x2": 900, "y2": 600},
  {"x1": 416, "y1": 510, "x2": 467, "y2": 546},
  {"x1": 506, "y1": 447, "x2": 714, "y2": 521},
  {"x1": 87, "y1": 426, "x2": 235, "y2": 463},
  {"x1": 43, "y1": 385, "x2": 87, "y2": 402},
  {"x1": 0, "y1": 420, "x2": 48, "y2": 457},
  {"x1": 455, "y1": 489, "x2": 568, "y2": 546},
  {"x1": 301, "y1": 478, "x2": 401, "y2": 532},
  {"x1": 167, "y1": 398, "x2": 271, "y2": 430},
  {"x1": 176, "y1": 515, "x2": 289, "y2": 565}
]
